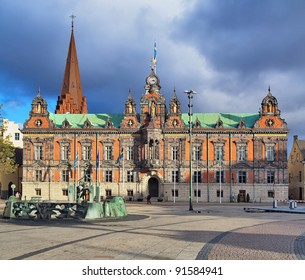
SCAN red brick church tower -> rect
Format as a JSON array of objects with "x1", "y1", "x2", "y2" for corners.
[{"x1": 55, "y1": 16, "x2": 88, "y2": 114}]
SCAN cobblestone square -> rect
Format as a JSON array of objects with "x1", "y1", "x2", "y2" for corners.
[{"x1": 1, "y1": 200, "x2": 305, "y2": 260}]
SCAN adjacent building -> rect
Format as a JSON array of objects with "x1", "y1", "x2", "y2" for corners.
[
  {"x1": 0, "y1": 119, "x2": 23, "y2": 198},
  {"x1": 288, "y1": 135, "x2": 305, "y2": 200},
  {"x1": 21, "y1": 23, "x2": 289, "y2": 202}
]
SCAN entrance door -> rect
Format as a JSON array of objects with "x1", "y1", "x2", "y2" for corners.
[
  {"x1": 299, "y1": 187, "x2": 303, "y2": 200},
  {"x1": 148, "y1": 178, "x2": 159, "y2": 197},
  {"x1": 238, "y1": 190, "x2": 246, "y2": 202}
]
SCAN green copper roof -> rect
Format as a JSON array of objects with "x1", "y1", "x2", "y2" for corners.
[
  {"x1": 49, "y1": 112, "x2": 259, "y2": 129},
  {"x1": 49, "y1": 113, "x2": 124, "y2": 128},
  {"x1": 181, "y1": 113, "x2": 259, "y2": 128}
]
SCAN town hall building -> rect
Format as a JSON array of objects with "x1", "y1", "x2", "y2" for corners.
[{"x1": 21, "y1": 22, "x2": 289, "y2": 203}]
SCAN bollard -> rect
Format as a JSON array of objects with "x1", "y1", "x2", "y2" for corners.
[{"x1": 289, "y1": 200, "x2": 295, "y2": 209}]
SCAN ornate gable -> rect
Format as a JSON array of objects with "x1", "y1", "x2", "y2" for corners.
[
  {"x1": 23, "y1": 88, "x2": 54, "y2": 130},
  {"x1": 254, "y1": 87, "x2": 287, "y2": 129},
  {"x1": 165, "y1": 88, "x2": 184, "y2": 129},
  {"x1": 120, "y1": 89, "x2": 140, "y2": 129}
]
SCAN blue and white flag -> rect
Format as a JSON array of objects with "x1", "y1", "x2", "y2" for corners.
[
  {"x1": 96, "y1": 150, "x2": 100, "y2": 169},
  {"x1": 74, "y1": 152, "x2": 79, "y2": 168},
  {"x1": 153, "y1": 41, "x2": 157, "y2": 64},
  {"x1": 115, "y1": 148, "x2": 124, "y2": 164}
]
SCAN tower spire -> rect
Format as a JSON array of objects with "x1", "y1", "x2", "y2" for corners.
[{"x1": 55, "y1": 16, "x2": 88, "y2": 114}]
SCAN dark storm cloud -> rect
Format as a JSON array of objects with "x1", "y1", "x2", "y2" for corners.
[
  {"x1": 173, "y1": 0, "x2": 305, "y2": 74},
  {"x1": 1, "y1": 0, "x2": 305, "y2": 151}
]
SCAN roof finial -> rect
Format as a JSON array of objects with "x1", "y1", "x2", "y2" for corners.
[
  {"x1": 268, "y1": 85, "x2": 272, "y2": 96},
  {"x1": 129, "y1": 88, "x2": 132, "y2": 98},
  {"x1": 70, "y1": 14, "x2": 76, "y2": 31},
  {"x1": 37, "y1": 86, "x2": 41, "y2": 97}
]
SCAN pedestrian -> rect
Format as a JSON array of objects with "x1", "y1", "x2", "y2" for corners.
[
  {"x1": 146, "y1": 194, "x2": 151, "y2": 204},
  {"x1": 15, "y1": 191, "x2": 21, "y2": 199}
]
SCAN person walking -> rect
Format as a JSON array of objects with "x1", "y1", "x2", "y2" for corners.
[{"x1": 146, "y1": 194, "x2": 151, "y2": 204}]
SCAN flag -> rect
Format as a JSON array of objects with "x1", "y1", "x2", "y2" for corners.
[
  {"x1": 74, "y1": 152, "x2": 79, "y2": 168},
  {"x1": 115, "y1": 148, "x2": 124, "y2": 164},
  {"x1": 153, "y1": 41, "x2": 157, "y2": 64},
  {"x1": 96, "y1": 150, "x2": 100, "y2": 169}
]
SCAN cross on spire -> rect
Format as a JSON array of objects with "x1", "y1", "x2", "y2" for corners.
[{"x1": 70, "y1": 14, "x2": 76, "y2": 31}]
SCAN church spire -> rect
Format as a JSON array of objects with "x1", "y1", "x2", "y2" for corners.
[{"x1": 55, "y1": 16, "x2": 88, "y2": 114}]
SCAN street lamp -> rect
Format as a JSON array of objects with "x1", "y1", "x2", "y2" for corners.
[
  {"x1": 218, "y1": 161, "x2": 222, "y2": 204},
  {"x1": 185, "y1": 90, "x2": 197, "y2": 211}
]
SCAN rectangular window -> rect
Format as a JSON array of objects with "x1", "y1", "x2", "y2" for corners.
[
  {"x1": 194, "y1": 146, "x2": 201, "y2": 161},
  {"x1": 83, "y1": 146, "x2": 91, "y2": 160},
  {"x1": 105, "y1": 146, "x2": 113, "y2": 160},
  {"x1": 237, "y1": 146, "x2": 246, "y2": 161},
  {"x1": 14, "y1": 133, "x2": 20, "y2": 141},
  {"x1": 193, "y1": 171, "x2": 202, "y2": 183},
  {"x1": 126, "y1": 146, "x2": 134, "y2": 161},
  {"x1": 171, "y1": 146, "x2": 179, "y2": 161},
  {"x1": 35, "y1": 145, "x2": 43, "y2": 160},
  {"x1": 106, "y1": 170, "x2": 112, "y2": 182},
  {"x1": 238, "y1": 171, "x2": 247, "y2": 183},
  {"x1": 172, "y1": 170, "x2": 179, "y2": 183},
  {"x1": 105, "y1": 189, "x2": 112, "y2": 197},
  {"x1": 127, "y1": 189, "x2": 133, "y2": 196},
  {"x1": 172, "y1": 189, "x2": 178, "y2": 197},
  {"x1": 268, "y1": 190, "x2": 274, "y2": 198},
  {"x1": 217, "y1": 190, "x2": 223, "y2": 197},
  {"x1": 266, "y1": 146, "x2": 275, "y2": 161},
  {"x1": 215, "y1": 146, "x2": 223, "y2": 161},
  {"x1": 62, "y1": 170, "x2": 70, "y2": 182},
  {"x1": 61, "y1": 145, "x2": 69, "y2": 161},
  {"x1": 62, "y1": 189, "x2": 68, "y2": 196},
  {"x1": 299, "y1": 171, "x2": 302, "y2": 183},
  {"x1": 267, "y1": 171, "x2": 275, "y2": 184},
  {"x1": 194, "y1": 189, "x2": 201, "y2": 197},
  {"x1": 35, "y1": 188, "x2": 42, "y2": 196},
  {"x1": 127, "y1": 170, "x2": 134, "y2": 182},
  {"x1": 216, "y1": 171, "x2": 224, "y2": 183},
  {"x1": 35, "y1": 170, "x2": 42, "y2": 182}
]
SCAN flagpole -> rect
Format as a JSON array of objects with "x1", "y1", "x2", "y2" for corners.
[
  {"x1": 98, "y1": 149, "x2": 100, "y2": 183},
  {"x1": 77, "y1": 147, "x2": 80, "y2": 186},
  {"x1": 122, "y1": 148, "x2": 124, "y2": 197},
  {"x1": 73, "y1": 134, "x2": 76, "y2": 202},
  {"x1": 116, "y1": 148, "x2": 124, "y2": 197},
  {"x1": 174, "y1": 155, "x2": 176, "y2": 203},
  {"x1": 96, "y1": 147, "x2": 100, "y2": 202}
]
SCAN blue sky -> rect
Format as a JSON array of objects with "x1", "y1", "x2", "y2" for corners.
[{"x1": 1, "y1": 0, "x2": 305, "y2": 151}]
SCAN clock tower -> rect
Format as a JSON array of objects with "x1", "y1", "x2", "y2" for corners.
[{"x1": 140, "y1": 70, "x2": 166, "y2": 128}]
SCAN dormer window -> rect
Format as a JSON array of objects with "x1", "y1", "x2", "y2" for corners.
[
  {"x1": 83, "y1": 119, "x2": 92, "y2": 128},
  {"x1": 62, "y1": 119, "x2": 71, "y2": 128}
]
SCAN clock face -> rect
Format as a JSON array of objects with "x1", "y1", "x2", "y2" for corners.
[
  {"x1": 266, "y1": 118, "x2": 274, "y2": 127},
  {"x1": 127, "y1": 119, "x2": 134, "y2": 127},
  {"x1": 34, "y1": 119, "x2": 42, "y2": 127},
  {"x1": 172, "y1": 119, "x2": 179, "y2": 127},
  {"x1": 147, "y1": 76, "x2": 157, "y2": 85}
]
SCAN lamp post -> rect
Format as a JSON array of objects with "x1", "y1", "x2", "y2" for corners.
[
  {"x1": 185, "y1": 90, "x2": 197, "y2": 211},
  {"x1": 219, "y1": 161, "x2": 222, "y2": 204}
]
